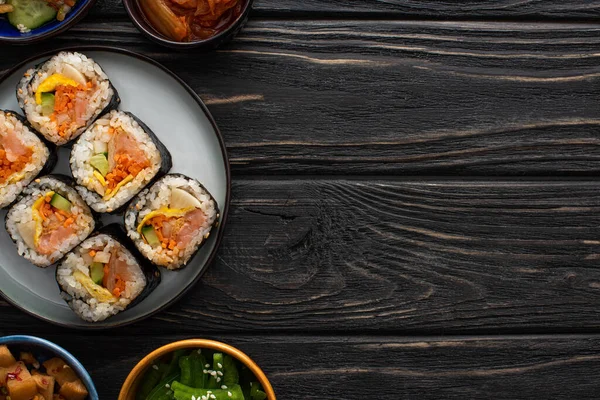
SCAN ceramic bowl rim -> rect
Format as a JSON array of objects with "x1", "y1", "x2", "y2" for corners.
[
  {"x1": 123, "y1": 0, "x2": 254, "y2": 49},
  {"x1": 0, "y1": 46, "x2": 232, "y2": 330},
  {"x1": 118, "y1": 339, "x2": 276, "y2": 400},
  {"x1": 0, "y1": 0, "x2": 97, "y2": 44},
  {"x1": 0, "y1": 334, "x2": 99, "y2": 399}
]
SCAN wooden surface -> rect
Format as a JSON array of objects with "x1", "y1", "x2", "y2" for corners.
[
  {"x1": 2, "y1": 334, "x2": 600, "y2": 399},
  {"x1": 6, "y1": 19, "x2": 600, "y2": 175},
  {"x1": 250, "y1": 0, "x2": 600, "y2": 19},
  {"x1": 91, "y1": 0, "x2": 600, "y2": 19},
  {"x1": 2, "y1": 1, "x2": 600, "y2": 399}
]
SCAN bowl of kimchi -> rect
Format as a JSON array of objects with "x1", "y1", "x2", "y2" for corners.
[{"x1": 123, "y1": 0, "x2": 252, "y2": 49}]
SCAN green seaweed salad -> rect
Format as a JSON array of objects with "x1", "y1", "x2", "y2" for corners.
[{"x1": 136, "y1": 348, "x2": 268, "y2": 400}]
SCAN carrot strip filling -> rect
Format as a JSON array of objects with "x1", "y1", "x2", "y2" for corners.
[
  {"x1": 105, "y1": 153, "x2": 149, "y2": 190},
  {"x1": 146, "y1": 214, "x2": 181, "y2": 250},
  {"x1": 50, "y1": 82, "x2": 93, "y2": 137},
  {"x1": 0, "y1": 147, "x2": 33, "y2": 184},
  {"x1": 112, "y1": 275, "x2": 126, "y2": 297},
  {"x1": 39, "y1": 196, "x2": 73, "y2": 229}
]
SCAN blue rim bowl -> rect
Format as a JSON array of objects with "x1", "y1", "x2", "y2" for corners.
[
  {"x1": 0, "y1": 0, "x2": 96, "y2": 44},
  {"x1": 0, "y1": 335, "x2": 99, "y2": 399}
]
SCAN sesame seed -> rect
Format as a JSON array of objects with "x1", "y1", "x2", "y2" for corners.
[
  {"x1": 221, "y1": 385, "x2": 228, "y2": 390},
  {"x1": 217, "y1": 363, "x2": 223, "y2": 369},
  {"x1": 205, "y1": 364, "x2": 210, "y2": 368},
  {"x1": 197, "y1": 349, "x2": 202, "y2": 354},
  {"x1": 228, "y1": 392, "x2": 233, "y2": 397},
  {"x1": 217, "y1": 371, "x2": 223, "y2": 376},
  {"x1": 203, "y1": 369, "x2": 208, "y2": 374},
  {"x1": 165, "y1": 384, "x2": 170, "y2": 388},
  {"x1": 211, "y1": 395, "x2": 216, "y2": 400},
  {"x1": 152, "y1": 365, "x2": 158, "y2": 370},
  {"x1": 211, "y1": 371, "x2": 217, "y2": 376},
  {"x1": 216, "y1": 377, "x2": 221, "y2": 383}
]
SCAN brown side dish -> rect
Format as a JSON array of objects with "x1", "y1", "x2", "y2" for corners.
[
  {"x1": 138, "y1": 0, "x2": 244, "y2": 42},
  {"x1": 0, "y1": 345, "x2": 89, "y2": 400}
]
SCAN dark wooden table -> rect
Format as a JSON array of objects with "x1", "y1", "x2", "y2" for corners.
[{"x1": 3, "y1": 1, "x2": 600, "y2": 398}]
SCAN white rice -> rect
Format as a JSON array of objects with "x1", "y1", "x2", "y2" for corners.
[
  {"x1": 70, "y1": 110, "x2": 162, "y2": 213},
  {"x1": 125, "y1": 175, "x2": 218, "y2": 269},
  {"x1": 5, "y1": 176, "x2": 95, "y2": 267},
  {"x1": 17, "y1": 52, "x2": 115, "y2": 146},
  {"x1": 0, "y1": 111, "x2": 50, "y2": 208},
  {"x1": 57, "y1": 234, "x2": 147, "y2": 322}
]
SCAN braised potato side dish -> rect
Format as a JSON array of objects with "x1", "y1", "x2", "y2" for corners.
[{"x1": 0, "y1": 345, "x2": 89, "y2": 400}]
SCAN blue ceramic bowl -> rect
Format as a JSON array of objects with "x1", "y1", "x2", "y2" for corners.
[
  {"x1": 0, "y1": 335, "x2": 99, "y2": 399},
  {"x1": 0, "y1": 0, "x2": 96, "y2": 44}
]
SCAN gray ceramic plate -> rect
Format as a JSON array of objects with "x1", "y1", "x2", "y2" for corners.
[{"x1": 0, "y1": 47, "x2": 230, "y2": 329}]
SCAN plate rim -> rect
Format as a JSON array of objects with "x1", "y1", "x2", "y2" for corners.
[{"x1": 0, "y1": 45, "x2": 232, "y2": 329}]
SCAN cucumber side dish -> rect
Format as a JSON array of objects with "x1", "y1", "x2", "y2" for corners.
[
  {"x1": 0, "y1": 0, "x2": 76, "y2": 33},
  {"x1": 136, "y1": 348, "x2": 268, "y2": 400}
]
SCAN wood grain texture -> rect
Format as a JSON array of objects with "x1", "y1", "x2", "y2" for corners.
[
  {"x1": 3, "y1": 179, "x2": 600, "y2": 334},
  {"x1": 4, "y1": 19, "x2": 599, "y2": 175},
  {"x1": 2, "y1": 3, "x2": 599, "y2": 398},
  {"x1": 89, "y1": 0, "x2": 600, "y2": 19},
  {"x1": 0, "y1": 333, "x2": 598, "y2": 399},
  {"x1": 252, "y1": 0, "x2": 600, "y2": 19}
]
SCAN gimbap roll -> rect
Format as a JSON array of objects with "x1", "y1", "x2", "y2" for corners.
[
  {"x1": 70, "y1": 110, "x2": 172, "y2": 213},
  {"x1": 17, "y1": 51, "x2": 120, "y2": 146},
  {"x1": 5, "y1": 175, "x2": 96, "y2": 267},
  {"x1": 125, "y1": 174, "x2": 219, "y2": 270},
  {"x1": 56, "y1": 224, "x2": 160, "y2": 323},
  {"x1": 0, "y1": 110, "x2": 55, "y2": 208}
]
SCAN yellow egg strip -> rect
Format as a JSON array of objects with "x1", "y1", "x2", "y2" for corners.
[
  {"x1": 35, "y1": 74, "x2": 79, "y2": 105},
  {"x1": 103, "y1": 174, "x2": 134, "y2": 201},
  {"x1": 93, "y1": 171, "x2": 107, "y2": 187},
  {"x1": 7, "y1": 172, "x2": 25, "y2": 185},
  {"x1": 73, "y1": 270, "x2": 117, "y2": 303},
  {"x1": 31, "y1": 191, "x2": 54, "y2": 246},
  {"x1": 136, "y1": 206, "x2": 194, "y2": 233}
]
